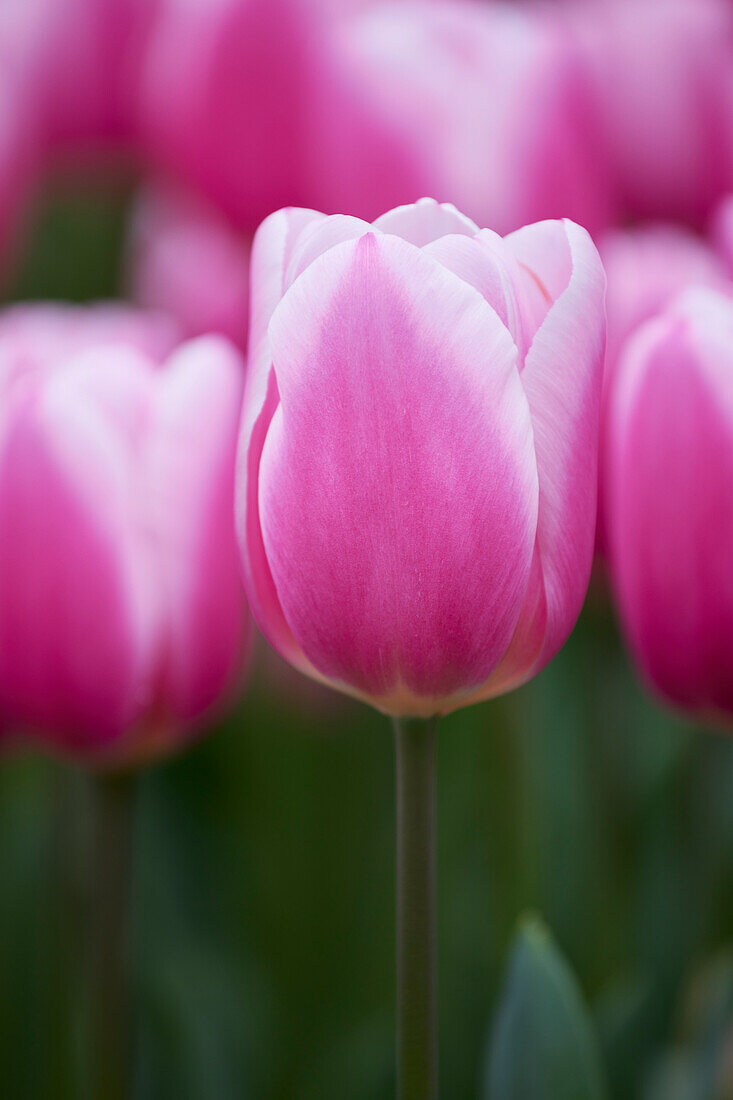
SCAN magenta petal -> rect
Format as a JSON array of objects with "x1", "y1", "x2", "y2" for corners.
[{"x1": 258, "y1": 232, "x2": 538, "y2": 712}]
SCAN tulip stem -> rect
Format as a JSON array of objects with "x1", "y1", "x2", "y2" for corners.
[
  {"x1": 394, "y1": 716, "x2": 438, "y2": 1100},
  {"x1": 88, "y1": 769, "x2": 137, "y2": 1100}
]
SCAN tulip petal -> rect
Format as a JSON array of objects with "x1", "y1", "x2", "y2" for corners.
[
  {"x1": 258, "y1": 232, "x2": 538, "y2": 712},
  {"x1": 146, "y1": 337, "x2": 248, "y2": 734},
  {"x1": 496, "y1": 220, "x2": 605, "y2": 683},
  {"x1": 0, "y1": 353, "x2": 155, "y2": 748},
  {"x1": 237, "y1": 208, "x2": 326, "y2": 669},
  {"x1": 284, "y1": 214, "x2": 374, "y2": 289},
  {"x1": 423, "y1": 230, "x2": 528, "y2": 354},
  {"x1": 373, "y1": 198, "x2": 479, "y2": 246},
  {"x1": 609, "y1": 301, "x2": 733, "y2": 714}
]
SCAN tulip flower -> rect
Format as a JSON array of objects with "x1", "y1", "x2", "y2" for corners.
[
  {"x1": 712, "y1": 194, "x2": 733, "y2": 277},
  {"x1": 127, "y1": 186, "x2": 251, "y2": 351},
  {"x1": 0, "y1": 305, "x2": 249, "y2": 761},
  {"x1": 606, "y1": 287, "x2": 733, "y2": 719},
  {"x1": 564, "y1": 0, "x2": 733, "y2": 225},
  {"x1": 238, "y1": 198, "x2": 605, "y2": 717},
  {"x1": 237, "y1": 198, "x2": 605, "y2": 1097},
  {"x1": 138, "y1": 0, "x2": 610, "y2": 237},
  {"x1": 138, "y1": 0, "x2": 321, "y2": 232},
  {"x1": 315, "y1": 0, "x2": 612, "y2": 233},
  {"x1": 0, "y1": 304, "x2": 249, "y2": 1100},
  {"x1": 596, "y1": 226, "x2": 730, "y2": 551},
  {"x1": 36, "y1": 0, "x2": 158, "y2": 159}
]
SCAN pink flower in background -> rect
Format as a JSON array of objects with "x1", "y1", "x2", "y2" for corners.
[
  {"x1": 596, "y1": 226, "x2": 730, "y2": 551},
  {"x1": 712, "y1": 195, "x2": 733, "y2": 277},
  {"x1": 237, "y1": 199, "x2": 605, "y2": 716},
  {"x1": 137, "y1": 0, "x2": 611, "y2": 237},
  {"x1": 0, "y1": 307, "x2": 250, "y2": 762},
  {"x1": 563, "y1": 0, "x2": 733, "y2": 225},
  {"x1": 606, "y1": 288, "x2": 733, "y2": 720},
  {"x1": 315, "y1": 0, "x2": 612, "y2": 233},
  {"x1": 37, "y1": 0, "x2": 159, "y2": 159},
  {"x1": 127, "y1": 186, "x2": 250, "y2": 351},
  {"x1": 0, "y1": 2, "x2": 47, "y2": 273},
  {"x1": 138, "y1": 0, "x2": 322, "y2": 233}
]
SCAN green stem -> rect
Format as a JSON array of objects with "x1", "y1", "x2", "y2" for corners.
[
  {"x1": 393, "y1": 716, "x2": 438, "y2": 1100},
  {"x1": 47, "y1": 764, "x2": 84, "y2": 1100},
  {"x1": 87, "y1": 769, "x2": 137, "y2": 1100}
]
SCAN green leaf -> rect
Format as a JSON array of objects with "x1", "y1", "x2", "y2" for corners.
[{"x1": 485, "y1": 915, "x2": 608, "y2": 1100}]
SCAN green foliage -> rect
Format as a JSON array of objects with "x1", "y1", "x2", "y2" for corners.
[{"x1": 486, "y1": 915, "x2": 607, "y2": 1100}]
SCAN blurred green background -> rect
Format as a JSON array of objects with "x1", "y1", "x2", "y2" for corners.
[{"x1": 3, "y1": 181, "x2": 733, "y2": 1100}]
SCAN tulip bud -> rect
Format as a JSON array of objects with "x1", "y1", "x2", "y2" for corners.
[
  {"x1": 236, "y1": 199, "x2": 605, "y2": 717},
  {"x1": 606, "y1": 288, "x2": 733, "y2": 719},
  {"x1": 312, "y1": 0, "x2": 611, "y2": 233},
  {"x1": 564, "y1": 0, "x2": 733, "y2": 224},
  {"x1": 126, "y1": 186, "x2": 251, "y2": 351},
  {"x1": 597, "y1": 225, "x2": 730, "y2": 551},
  {"x1": 0, "y1": 306, "x2": 250, "y2": 762}
]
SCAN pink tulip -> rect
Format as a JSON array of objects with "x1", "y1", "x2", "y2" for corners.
[
  {"x1": 315, "y1": 0, "x2": 612, "y2": 233},
  {"x1": 138, "y1": 0, "x2": 322, "y2": 233},
  {"x1": 0, "y1": 306, "x2": 249, "y2": 761},
  {"x1": 563, "y1": 0, "x2": 733, "y2": 225},
  {"x1": 606, "y1": 288, "x2": 733, "y2": 719},
  {"x1": 0, "y1": 3, "x2": 46, "y2": 271},
  {"x1": 712, "y1": 195, "x2": 733, "y2": 277},
  {"x1": 127, "y1": 187, "x2": 251, "y2": 351},
  {"x1": 138, "y1": 0, "x2": 610, "y2": 237},
  {"x1": 36, "y1": 0, "x2": 159, "y2": 158},
  {"x1": 596, "y1": 226, "x2": 730, "y2": 551},
  {"x1": 236, "y1": 199, "x2": 605, "y2": 716}
]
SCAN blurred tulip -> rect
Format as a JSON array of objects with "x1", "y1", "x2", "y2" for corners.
[
  {"x1": 315, "y1": 0, "x2": 612, "y2": 233},
  {"x1": 38, "y1": 0, "x2": 159, "y2": 159},
  {"x1": 712, "y1": 194, "x2": 733, "y2": 277},
  {"x1": 0, "y1": 306, "x2": 250, "y2": 761},
  {"x1": 138, "y1": 0, "x2": 610, "y2": 237},
  {"x1": 563, "y1": 0, "x2": 733, "y2": 225},
  {"x1": 0, "y1": 2, "x2": 46, "y2": 273},
  {"x1": 127, "y1": 186, "x2": 250, "y2": 351},
  {"x1": 138, "y1": 0, "x2": 322, "y2": 232},
  {"x1": 237, "y1": 198, "x2": 605, "y2": 717},
  {"x1": 606, "y1": 288, "x2": 733, "y2": 719},
  {"x1": 596, "y1": 226, "x2": 730, "y2": 551}
]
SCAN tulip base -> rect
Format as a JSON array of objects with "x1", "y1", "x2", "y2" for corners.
[
  {"x1": 87, "y1": 769, "x2": 137, "y2": 1100},
  {"x1": 394, "y1": 716, "x2": 438, "y2": 1100}
]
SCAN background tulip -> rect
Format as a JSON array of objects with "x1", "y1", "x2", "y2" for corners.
[
  {"x1": 0, "y1": 307, "x2": 249, "y2": 761},
  {"x1": 315, "y1": 0, "x2": 611, "y2": 233},
  {"x1": 237, "y1": 199, "x2": 606, "y2": 718},
  {"x1": 563, "y1": 0, "x2": 733, "y2": 225},
  {"x1": 596, "y1": 225, "x2": 730, "y2": 551},
  {"x1": 126, "y1": 186, "x2": 251, "y2": 351},
  {"x1": 713, "y1": 194, "x2": 733, "y2": 277},
  {"x1": 606, "y1": 287, "x2": 733, "y2": 719}
]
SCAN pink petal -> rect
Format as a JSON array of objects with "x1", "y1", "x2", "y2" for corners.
[
  {"x1": 283, "y1": 214, "x2": 373, "y2": 289},
  {"x1": 493, "y1": 220, "x2": 606, "y2": 688},
  {"x1": 236, "y1": 207, "x2": 325, "y2": 670},
  {"x1": 423, "y1": 230, "x2": 528, "y2": 355},
  {"x1": 258, "y1": 232, "x2": 538, "y2": 713},
  {"x1": 145, "y1": 336, "x2": 249, "y2": 734},
  {"x1": 373, "y1": 198, "x2": 479, "y2": 246}
]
